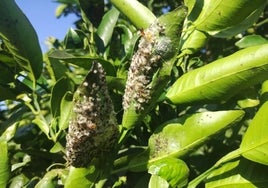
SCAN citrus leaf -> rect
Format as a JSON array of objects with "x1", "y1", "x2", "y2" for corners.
[
  {"x1": 235, "y1": 35, "x2": 268, "y2": 49},
  {"x1": 149, "y1": 175, "x2": 169, "y2": 188},
  {"x1": 9, "y1": 174, "x2": 29, "y2": 188},
  {"x1": 0, "y1": 85, "x2": 17, "y2": 100},
  {"x1": 96, "y1": 7, "x2": 120, "y2": 50},
  {"x1": 240, "y1": 101, "x2": 268, "y2": 165},
  {"x1": 149, "y1": 157, "x2": 189, "y2": 187},
  {"x1": 78, "y1": 0, "x2": 104, "y2": 27},
  {"x1": 50, "y1": 77, "x2": 74, "y2": 117},
  {"x1": 32, "y1": 117, "x2": 50, "y2": 139},
  {"x1": 35, "y1": 169, "x2": 68, "y2": 188},
  {"x1": 166, "y1": 44, "x2": 268, "y2": 105},
  {"x1": 193, "y1": 0, "x2": 267, "y2": 37},
  {"x1": 205, "y1": 158, "x2": 268, "y2": 187},
  {"x1": 58, "y1": 91, "x2": 73, "y2": 130},
  {"x1": 48, "y1": 50, "x2": 116, "y2": 76},
  {"x1": 128, "y1": 110, "x2": 244, "y2": 172},
  {"x1": 0, "y1": 0, "x2": 43, "y2": 84},
  {"x1": 179, "y1": 29, "x2": 208, "y2": 55},
  {"x1": 65, "y1": 166, "x2": 94, "y2": 188},
  {"x1": 149, "y1": 110, "x2": 244, "y2": 159},
  {"x1": 0, "y1": 139, "x2": 10, "y2": 188}
]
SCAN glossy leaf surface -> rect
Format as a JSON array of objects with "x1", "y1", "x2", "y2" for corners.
[
  {"x1": 166, "y1": 44, "x2": 268, "y2": 104},
  {"x1": 235, "y1": 35, "x2": 268, "y2": 49},
  {"x1": 0, "y1": 0, "x2": 43, "y2": 83},
  {"x1": 149, "y1": 157, "x2": 189, "y2": 187},
  {"x1": 128, "y1": 110, "x2": 244, "y2": 172},
  {"x1": 205, "y1": 158, "x2": 268, "y2": 187},
  {"x1": 65, "y1": 166, "x2": 94, "y2": 188},
  {"x1": 193, "y1": 0, "x2": 267, "y2": 37},
  {"x1": 96, "y1": 7, "x2": 120, "y2": 49},
  {"x1": 240, "y1": 101, "x2": 268, "y2": 166},
  {"x1": 50, "y1": 77, "x2": 74, "y2": 117},
  {"x1": 149, "y1": 110, "x2": 244, "y2": 159}
]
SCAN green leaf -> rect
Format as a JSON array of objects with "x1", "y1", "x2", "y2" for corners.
[
  {"x1": 110, "y1": 0, "x2": 156, "y2": 29},
  {"x1": 148, "y1": 158, "x2": 189, "y2": 187},
  {"x1": 158, "y1": 6, "x2": 188, "y2": 47},
  {"x1": 32, "y1": 117, "x2": 50, "y2": 139},
  {"x1": 149, "y1": 175, "x2": 169, "y2": 188},
  {"x1": 193, "y1": 0, "x2": 267, "y2": 37},
  {"x1": 205, "y1": 158, "x2": 268, "y2": 187},
  {"x1": 79, "y1": 0, "x2": 104, "y2": 27},
  {"x1": 64, "y1": 28, "x2": 83, "y2": 49},
  {"x1": 240, "y1": 101, "x2": 268, "y2": 165},
  {"x1": 48, "y1": 50, "x2": 116, "y2": 76},
  {"x1": 96, "y1": 7, "x2": 120, "y2": 50},
  {"x1": 149, "y1": 110, "x2": 244, "y2": 159},
  {"x1": 235, "y1": 35, "x2": 268, "y2": 49},
  {"x1": 128, "y1": 110, "x2": 244, "y2": 172},
  {"x1": 65, "y1": 166, "x2": 94, "y2": 188},
  {"x1": 211, "y1": 5, "x2": 266, "y2": 38},
  {"x1": 58, "y1": 91, "x2": 73, "y2": 130},
  {"x1": 45, "y1": 54, "x2": 69, "y2": 83},
  {"x1": 0, "y1": 85, "x2": 17, "y2": 100},
  {"x1": 179, "y1": 29, "x2": 208, "y2": 55},
  {"x1": 55, "y1": 4, "x2": 68, "y2": 18},
  {"x1": 35, "y1": 169, "x2": 67, "y2": 188},
  {"x1": 0, "y1": 139, "x2": 10, "y2": 188},
  {"x1": 0, "y1": 105, "x2": 26, "y2": 135},
  {"x1": 166, "y1": 44, "x2": 268, "y2": 105},
  {"x1": 0, "y1": 0, "x2": 43, "y2": 84},
  {"x1": 50, "y1": 77, "x2": 74, "y2": 117},
  {"x1": 0, "y1": 63, "x2": 15, "y2": 84},
  {"x1": 9, "y1": 174, "x2": 29, "y2": 188}
]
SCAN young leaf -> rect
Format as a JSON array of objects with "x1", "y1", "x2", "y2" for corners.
[
  {"x1": 58, "y1": 92, "x2": 73, "y2": 130},
  {"x1": 0, "y1": 0, "x2": 43, "y2": 84},
  {"x1": 240, "y1": 101, "x2": 268, "y2": 166},
  {"x1": 166, "y1": 44, "x2": 268, "y2": 105},
  {"x1": 96, "y1": 7, "x2": 120, "y2": 50},
  {"x1": 205, "y1": 158, "x2": 268, "y2": 187},
  {"x1": 235, "y1": 35, "x2": 268, "y2": 49}
]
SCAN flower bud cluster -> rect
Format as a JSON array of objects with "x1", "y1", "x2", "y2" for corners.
[
  {"x1": 123, "y1": 21, "x2": 165, "y2": 112},
  {"x1": 66, "y1": 62, "x2": 118, "y2": 167}
]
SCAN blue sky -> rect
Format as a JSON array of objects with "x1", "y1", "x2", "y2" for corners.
[{"x1": 15, "y1": 0, "x2": 78, "y2": 52}]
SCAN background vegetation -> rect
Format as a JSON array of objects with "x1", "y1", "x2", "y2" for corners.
[{"x1": 0, "y1": 0, "x2": 268, "y2": 187}]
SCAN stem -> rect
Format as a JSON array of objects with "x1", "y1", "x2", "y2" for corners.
[
  {"x1": 110, "y1": 0, "x2": 156, "y2": 29},
  {"x1": 255, "y1": 18, "x2": 268, "y2": 28}
]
